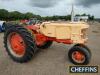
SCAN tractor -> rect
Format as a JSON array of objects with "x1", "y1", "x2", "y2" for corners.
[{"x1": 4, "y1": 20, "x2": 91, "y2": 65}]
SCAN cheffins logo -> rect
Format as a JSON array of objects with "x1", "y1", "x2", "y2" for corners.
[{"x1": 69, "y1": 66, "x2": 98, "y2": 73}]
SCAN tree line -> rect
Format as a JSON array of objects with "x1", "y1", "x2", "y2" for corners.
[{"x1": 0, "y1": 9, "x2": 94, "y2": 21}]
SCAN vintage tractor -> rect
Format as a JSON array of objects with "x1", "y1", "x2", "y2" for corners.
[{"x1": 4, "y1": 21, "x2": 91, "y2": 65}]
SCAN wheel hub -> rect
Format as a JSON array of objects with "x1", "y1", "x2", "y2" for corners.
[
  {"x1": 72, "y1": 51, "x2": 85, "y2": 63},
  {"x1": 8, "y1": 32, "x2": 26, "y2": 56}
]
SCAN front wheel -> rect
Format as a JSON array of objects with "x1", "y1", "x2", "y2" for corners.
[
  {"x1": 74, "y1": 44, "x2": 91, "y2": 56},
  {"x1": 68, "y1": 46, "x2": 91, "y2": 65}
]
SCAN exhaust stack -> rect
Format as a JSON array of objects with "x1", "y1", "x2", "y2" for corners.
[{"x1": 71, "y1": 4, "x2": 74, "y2": 22}]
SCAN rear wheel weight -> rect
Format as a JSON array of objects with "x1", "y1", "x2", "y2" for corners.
[{"x1": 4, "y1": 25, "x2": 37, "y2": 63}]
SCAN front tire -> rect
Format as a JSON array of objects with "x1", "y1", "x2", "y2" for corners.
[
  {"x1": 68, "y1": 46, "x2": 91, "y2": 65},
  {"x1": 4, "y1": 25, "x2": 37, "y2": 63},
  {"x1": 74, "y1": 44, "x2": 91, "y2": 56}
]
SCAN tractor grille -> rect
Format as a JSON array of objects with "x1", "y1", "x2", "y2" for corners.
[{"x1": 81, "y1": 29, "x2": 88, "y2": 39}]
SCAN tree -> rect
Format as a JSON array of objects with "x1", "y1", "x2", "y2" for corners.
[
  {"x1": 0, "y1": 9, "x2": 9, "y2": 20},
  {"x1": 76, "y1": 14, "x2": 81, "y2": 16},
  {"x1": 33, "y1": 15, "x2": 42, "y2": 20},
  {"x1": 66, "y1": 15, "x2": 71, "y2": 20},
  {"x1": 81, "y1": 13, "x2": 87, "y2": 16},
  {"x1": 0, "y1": 9, "x2": 95, "y2": 21},
  {"x1": 8, "y1": 11, "x2": 23, "y2": 20},
  {"x1": 24, "y1": 12, "x2": 34, "y2": 19}
]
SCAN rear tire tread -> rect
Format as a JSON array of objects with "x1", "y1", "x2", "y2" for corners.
[{"x1": 4, "y1": 25, "x2": 37, "y2": 63}]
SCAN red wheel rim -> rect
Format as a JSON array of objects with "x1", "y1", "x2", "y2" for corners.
[
  {"x1": 72, "y1": 51, "x2": 85, "y2": 63},
  {"x1": 8, "y1": 32, "x2": 26, "y2": 57}
]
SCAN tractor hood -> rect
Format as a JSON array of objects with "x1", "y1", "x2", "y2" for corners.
[
  {"x1": 40, "y1": 22, "x2": 89, "y2": 39},
  {"x1": 41, "y1": 22, "x2": 89, "y2": 29}
]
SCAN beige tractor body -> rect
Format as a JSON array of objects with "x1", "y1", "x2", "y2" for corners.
[{"x1": 40, "y1": 22, "x2": 89, "y2": 44}]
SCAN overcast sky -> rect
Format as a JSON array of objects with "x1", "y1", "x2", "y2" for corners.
[{"x1": 0, "y1": 0, "x2": 100, "y2": 18}]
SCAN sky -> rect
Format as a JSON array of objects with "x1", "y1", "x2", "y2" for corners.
[{"x1": 0, "y1": 0, "x2": 100, "y2": 18}]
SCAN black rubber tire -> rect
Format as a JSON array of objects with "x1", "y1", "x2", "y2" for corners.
[
  {"x1": 74, "y1": 44, "x2": 91, "y2": 56},
  {"x1": 4, "y1": 23, "x2": 13, "y2": 31},
  {"x1": 4, "y1": 25, "x2": 37, "y2": 63},
  {"x1": 68, "y1": 46, "x2": 91, "y2": 65},
  {"x1": 37, "y1": 41, "x2": 53, "y2": 49}
]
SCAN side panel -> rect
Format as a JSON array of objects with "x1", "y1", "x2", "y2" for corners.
[
  {"x1": 71, "y1": 27, "x2": 81, "y2": 43},
  {"x1": 40, "y1": 25, "x2": 56, "y2": 37},
  {"x1": 56, "y1": 26, "x2": 71, "y2": 39},
  {"x1": 40, "y1": 24, "x2": 71, "y2": 39}
]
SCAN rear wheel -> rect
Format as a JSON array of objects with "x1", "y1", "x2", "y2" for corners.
[
  {"x1": 68, "y1": 46, "x2": 91, "y2": 65},
  {"x1": 4, "y1": 25, "x2": 37, "y2": 63}
]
